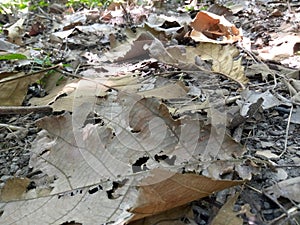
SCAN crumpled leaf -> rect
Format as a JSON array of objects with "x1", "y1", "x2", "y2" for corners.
[
  {"x1": 189, "y1": 11, "x2": 242, "y2": 44},
  {"x1": 4, "y1": 18, "x2": 25, "y2": 45}
]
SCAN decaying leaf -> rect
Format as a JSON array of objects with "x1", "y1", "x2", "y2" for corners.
[
  {"x1": 0, "y1": 87, "x2": 246, "y2": 224},
  {"x1": 4, "y1": 18, "x2": 25, "y2": 45},
  {"x1": 210, "y1": 193, "x2": 243, "y2": 225},
  {"x1": 103, "y1": 31, "x2": 155, "y2": 62},
  {"x1": 0, "y1": 72, "x2": 44, "y2": 106},
  {"x1": 187, "y1": 43, "x2": 248, "y2": 87},
  {"x1": 148, "y1": 40, "x2": 248, "y2": 88},
  {"x1": 0, "y1": 177, "x2": 31, "y2": 201}
]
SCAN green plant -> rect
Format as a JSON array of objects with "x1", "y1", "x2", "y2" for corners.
[
  {"x1": 0, "y1": 0, "x2": 29, "y2": 14},
  {"x1": 0, "y1": 0, "x2": 113, "y2": 13},
  {"x1": 28, "y1": 0, "x2": 49, "y2": 11},
  {"x1": 66, "y1": 0, "x2": 113, "y2": 9}
]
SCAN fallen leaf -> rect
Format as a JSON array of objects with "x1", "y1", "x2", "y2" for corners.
[
  {"x1": 0, "y1": 88, "x2": 246, "y2": 224},
  {"x1": 190, "y1": 43, "x2": 247, "y2": 85},
  {"x1": 211, "y1": 193, "x2": 243, "y2": 225},
  {"x1": 255, "y1": 150, "x2": 280, "y2": 159},
  {"x1": 0, "y1": 39, "x2": 20, "y2": 52},
  {"x1": 128, "y1": 169, "x2": 244, "y2": 222},
  {"x1": 4, "y1": 18, "x2": 25, "y2": 45},
  {"x1": 256, "y1": 34, "x2": 300, "y2": 65},
  {"x1": 0, "y1": 177, "x2": 31, "y2": 201},
  {"x1": 128, "y1": 204, "x2": 194, "y2": 225},
  {"x1": 104, "y1": 31, "x2": 155, "y2": 62},
  {"x1": 148, "y1": 40, "x2": 248, "y2": 88},
  {"x1": 239, "y1": 90, "x2": 282, "y2": 111},
  {"x1": 0, "y1": 72, "x2": 44, "y2": 106},
  {"x1": 138, "y1": 81, "x2": 189, "y2": 99},
  {"x1": 189, "y1": 11, "x2": 242, "y2": 44},
  {"x1": 264, "y1": 177, "x2": 300, "y2": 202},
  {"x1": 291, "y1": 107, "x2": 300, "y2": 124}
]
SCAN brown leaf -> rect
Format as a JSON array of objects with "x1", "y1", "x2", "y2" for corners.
[
  {"x1": 0, "y1": 177, "x2": 31, "y2": 201},
  {"x1": 128, "y1": 204, "x2": 193, "y2": 225},
  {"x1": 0, "y1": 72, "x2": 44, "y2": 106},
  {"x1": 128, "y1": 169, "x2": 244, "y2": 222},
  {"x1": 211, "y1": 193, "x2": 243, "y2": 225},
  {"x1": 137, "y1": 81, "x2": 189, "y2": 100},
  {"x1": 189, "y1": 11, "x2": 242, "y2": 44}
]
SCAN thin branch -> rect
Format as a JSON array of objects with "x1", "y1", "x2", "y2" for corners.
[
  {"x1": 279, "y1": 105, "x2": 293, "y2": 158},
  {"x1": 0, "y1": 106, "x2": 53, "y2": 115},
  {"x1": 0, "y1": 64, "x2": 61, "y2": 84}
]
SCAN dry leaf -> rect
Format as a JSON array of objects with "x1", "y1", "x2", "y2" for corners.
[
  {"x1": 0, "y1": 72, "x2": 44, "y2": 106},
  {"x1": 138, "y1": 81, "x2": 189, "y2": 99},
  {"x1": 188, "y1": 43, "x2": 248, "y2": 87},
  {"x1": 0, "y1": 177, "x2": 31, "y2": 201},
  {"x1": 211, "y1": 193, "x2": 243, "y2": 225},
  {"x1": 103, "y1": 31, "x2": 155, "y2": 62},
  {"x1": 0, "y1": 89, "x2": 246, "y2": 224},
  {"x1": 255, "y1": 150, "x2": 280, "y2": 159},
  {"x1": 148, "y1": 40, "x2": 248, "y2": 88},
  {"x1": 189, "y1": 11, "x2": 242, "y2": 44},
  {"x1": 128, "y1": 169, "x2": 244, "y2": 222},
  {"x1": 128, "y1": 204, "x2": 194, "y2": 225},
  {"x1": 4, "y1": 18, "x2": 25, "y2": 45},
  {"x1": 264, "y1": 177, "x2": 300, "y2": 202}
]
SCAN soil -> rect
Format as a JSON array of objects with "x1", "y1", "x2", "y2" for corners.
[{"x1": 0, "y1": 0, "x2": 300, "y2": 224}]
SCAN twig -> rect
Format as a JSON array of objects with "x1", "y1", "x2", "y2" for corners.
[
  {"x1": 267, "y1": 203, "x2": 300, "y2": 225},
  {"x1": 0, "y1": 64, "x2": 61, "y2": 84},
  {"x1": 279, "y1": 105, "x2": 293, "y2": 158},
  {"x1": 237, "y1": 42, "x2": 278, "y2": 89},
  {"x1": 0, "y1": 106, "x2": 53, "y2": 115},
  {"x1": 245, "y1": 184, "x2": 263, "y2": 194},
  {"x1": 0, "y1": 123, "x2": 25, "y2": 131}
]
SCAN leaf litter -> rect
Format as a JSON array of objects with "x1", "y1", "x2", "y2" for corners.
[{"x1": 0, "y1": 0, "x2": 300, "y2": 225}]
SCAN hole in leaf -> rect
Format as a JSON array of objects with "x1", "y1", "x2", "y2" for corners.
[
  {"x1": 132, "y1": 156, "x2": 149, "y2": 173},
  {"x1": 154, "y1": 154, "x2": 176, "y2": 165},
  {"x1": 88, "y1": 185, "x2": 103, "y2": 194}
]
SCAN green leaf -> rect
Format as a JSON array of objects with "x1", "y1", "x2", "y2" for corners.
[{"x1": 0, "y1": 53, "x2": 27, "y2": 60}]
